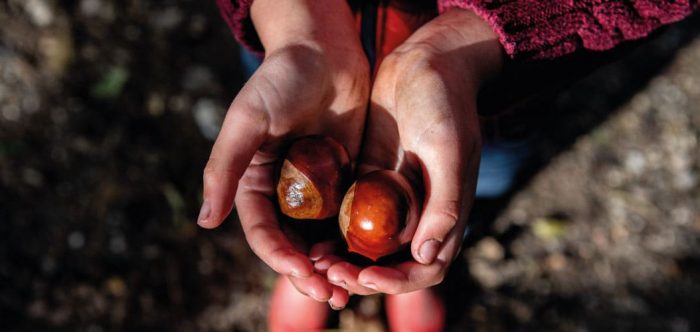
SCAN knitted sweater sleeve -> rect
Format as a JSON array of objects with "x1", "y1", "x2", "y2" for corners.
[
  {"x1": 440, "y1": 0, "x2": 699, "y2": 59},
  {"x1": 215, "y1": 0, "x2": 263, "y2": 54},
  {"x1": 217, "y1": 0, "x2": 699, "y2": 60}
]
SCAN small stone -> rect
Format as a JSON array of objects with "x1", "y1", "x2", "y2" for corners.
[
  {"x1": 469, "y1": 260, "x2": 504, "y2": 289},
  {"x1": 674, "y1": 171, "x2": 697, "y2": 191},
  {"x1": 473, "y1": 237, "x2": 505, "y2": 262},
  {"x1": 624, "y1": 151, "x2": 646, "y2": 175},
  {"x1": 192, "y1": 99, "x2": 224, "y2": 141},
  {"x1": 80, "y1": 0, "x2": 114, "y2": 21},
  {"x1": 198, "y1": 260, "x2": 213, "y2": 275},
  {"x1": 80, "y1": 0, "x2": 102, "y2": 17},
  {"x1": 2, "y1": 105, "x2": 21, "y2": 121},
  {"x1": 147, "y1": 93, "x2": 165, "y2": 116},
  {"x1": 105, "y1": 277, "x2": 127, "y2": 298},
  {"x1": 182, "y1": 66, "x2": 215, "y2": 92},
  {"x1": 545, "y1": 253, "x2": 567, "y2": 271},
  {"x1": 27, "y1": 299, "x2": 47, "y2": 318},
  {"x1": 168, "y1": 95, "x2": 190, "y2": 114},
  {"x1": 22, "y1": 168, "x2": 43, "y2": 187},
  {"x1": 109, "y1": 236, "x2": 127, "y2": 253},
  {"x1": 189, "y1": 15, "x2": 208, "y2": 37},
  {"x1": 152, "y1": 7, "x2": 183, "y2": 30},
  {"x1": 39, "y1": 32, "x2": 74, "y2": 76},
  {"x1": 143, "y1": 245, "x2": 160, "y2": 259},
  {"x1": 68, "y1": 231, "x2": 86, "y2": 249},
  {"x1": 23, "y1": 0, "x2": 54, "y2": 27}
]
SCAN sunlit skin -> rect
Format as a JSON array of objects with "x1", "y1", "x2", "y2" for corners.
[
  {"x1": 314, "y1": 9, "x2": 503, "y2": 297},
  {"x1": 198, "y1": 0, "x2": 503, "y2": 309},
  {"x1": 198, "y1": 0, "x2": 369, "y2": 308}
]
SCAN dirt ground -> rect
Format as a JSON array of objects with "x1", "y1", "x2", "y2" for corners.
[{"x1": 1, "y1": 1, "x2": 699, "y2": 331}]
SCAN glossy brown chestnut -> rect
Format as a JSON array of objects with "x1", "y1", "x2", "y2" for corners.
[
  {"x1": 339, "y1": 170, "x2": 419, "y2": 261},
  {"x1": 276, "y1": 135, "x2": 351, "y2": 220}
]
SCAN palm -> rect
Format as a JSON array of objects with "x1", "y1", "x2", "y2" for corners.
[
  {"x1": 319, "y1": 43, "x2": 483, "y2": 295},
  {"x1": 201, "y1": 40, "x2": 369, "y2": 304}
]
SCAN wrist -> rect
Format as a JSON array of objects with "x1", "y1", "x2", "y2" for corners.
[
  {"x1": 251, "y1": 0, "x2": 360, "y2": 56},
  {"x1": 402, "y1": 8, "x2": 503, "y2": 86}
]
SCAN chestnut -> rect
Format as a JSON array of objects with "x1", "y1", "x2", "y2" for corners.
[
  {"x1": 276, "y1": 135, "x2": 351, "y2": 220},
  {"x1": 339, "y1": 170, "x2": 419, "y2": 261}
]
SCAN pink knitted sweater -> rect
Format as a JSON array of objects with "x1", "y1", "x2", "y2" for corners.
[{"x1": 216, "y1": 0, "x2": 698, "y2": 60}]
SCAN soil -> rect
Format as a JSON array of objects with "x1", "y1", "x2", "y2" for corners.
[{"x1": 1, "y1": 1, "x2": 698, "y2": 331}]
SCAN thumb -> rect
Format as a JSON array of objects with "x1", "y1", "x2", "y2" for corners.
[
  {"x1": 198, "y1": 97, "x2": 269, "y2": 228},
  {"x1": 410, "y1": 136, "x2": 480, "y2": 264}
]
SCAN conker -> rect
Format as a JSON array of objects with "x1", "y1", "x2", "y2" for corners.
[
  {"x1": 339, "y1": 170, "x2": 419, "y2": 261},
  {"x1": 276, "y1": 135, "x2": 351, "y2": 220}
]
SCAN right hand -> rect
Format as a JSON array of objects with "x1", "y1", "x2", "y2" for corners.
[{"x1": 198, "y1": 0, "x2": 369, "y2": 309}]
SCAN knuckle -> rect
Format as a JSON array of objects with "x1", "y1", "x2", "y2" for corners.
[
  {"x1": 202, "y1": 160, "x2": 224, "y2": 185},
  {"x1": 426, "y1": 201, "x2": 461, "y2": 233}
]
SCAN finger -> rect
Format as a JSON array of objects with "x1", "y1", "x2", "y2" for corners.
[
  {"x1": 289, "y1": 275, "x2": 334, "y2": 302},
  {"x1": 328, "y1": 286, "x2": 350, "y2": 310},
  {"x1": 313, "y1": 255, "x2": 344, "y2": 275},
  {"x1": 309, "y1": 241, "x2": 337, "y2": 262},
  {"x1": 409, "y1": 131, "x2": 479, "y2": 264},
  {"x1": 358, "y1": 226, "x2": 463, "y2": 294},
  {"x1": 199, "y1": 97, "x2": 269, "y2": 229},
  {"x1": 357, "y1": 262, "x2": 442, "y2": 295},
  {"x1": 326, "y1": 262, "x2": 378, "y2": 296},
  {"x1": 236, "y1": 190, "x2": 314, "y2": 278}
]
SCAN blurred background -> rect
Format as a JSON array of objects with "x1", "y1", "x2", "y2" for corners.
[{"x1": 0, "y1": 1, "x2": 698, "y2": 331}]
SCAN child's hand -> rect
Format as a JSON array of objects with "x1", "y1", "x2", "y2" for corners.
[
  {"x1": 320, "y1": 9, "x2": 503, "y2": 295},
  {"x1": 198, "y1": 0, "x2": 369, "y2": 307}
]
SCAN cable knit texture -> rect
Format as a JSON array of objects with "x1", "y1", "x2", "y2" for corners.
[
  {"x1": 440, "y1": 0, "x2": 698, "y2": 59},
  {"x1": 216, "y1": 0, "x2": 262, "y2": 54},
  {"x1": 218, "y1": 0, "x2": 698, "y2": 60}
]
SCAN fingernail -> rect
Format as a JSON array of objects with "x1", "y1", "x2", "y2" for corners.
[
  {"x1": 314, "y1": 260, "x2": 331, "y2": 272},
  {"x1": 418, "y1": 239, "x2": 441, "y2": 264},
  {"x1": 329, "y1": 277, "x2": 347, "y2": 288},
  {"x1": 329, "y1": 301, "x2": 344, "y2": 311},
  {"x1": 197, "y1": 200, "x2": 211, "y2": 226},
  {"x1": 360, "y1": 281, "x2": 377, "y2": 290},
  {"x1": 308, "y1": 289, "x2": 325, "y2": 302}
]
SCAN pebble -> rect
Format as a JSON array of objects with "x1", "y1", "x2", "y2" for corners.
[
  {"x1": 22, "y1": 168, "x2": 43, "y2": 187},
  {"x1": 147, "y1": 93, "x2": 166, "y2": 116},
  {"x1": 80, "y1": 0, "x2": 102, "y2": 17},
  {"x1": 105, "y1": 277, "x2": 127, "y2": 298},
  {"x1": 109, "y1": 235, "x2": 127, "y2": 254},
  {"x1": 182, "y1": 66, "x2": 215, "y2": 92},
  {"x1": 23, "y1": 0, "x2": 54, "y2": 27},
  {"x1": 192, "y1": 98, "x2": 224, "y2": 141},
  {"x1": 80, "y1": 0, "x2": 115, "y2": 21},
  {"x1": 2, "y1": 105, "x2": 21, "y2": 121},
  {"x1": 152, "y1": 7, "x2": 183, "y2": 30},
  {"x1": 469, "y1": 260, "x2": 504, "y2": 289},
  {"x1": 624, "y1": 151, "x2": 646, "y2": 175},
  {"x1": 67, "y1": 231, "x2": 86, "y2": 249},
  {"x1": 473, "y1": 237, "x2": 505, "y2": 262},
  {"x1": 545, "y1": 253, "x2": 567, "y2": 271}
]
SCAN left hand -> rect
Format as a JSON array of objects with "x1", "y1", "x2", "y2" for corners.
[{"x1": 317, "y1": 8, "x2": 504, "y2": 295}]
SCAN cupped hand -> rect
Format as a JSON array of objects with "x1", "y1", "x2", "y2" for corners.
[
  {"x1": 198, "y1": 0, "x2": 369, "y2": 308},
  {"x1": 321, "y1": 8, "x2": 504, "y2": 295}
]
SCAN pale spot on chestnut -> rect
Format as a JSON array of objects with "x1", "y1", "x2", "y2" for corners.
[{"x1": 276, "y1": 135, "x2": 351, "y2": 220}]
